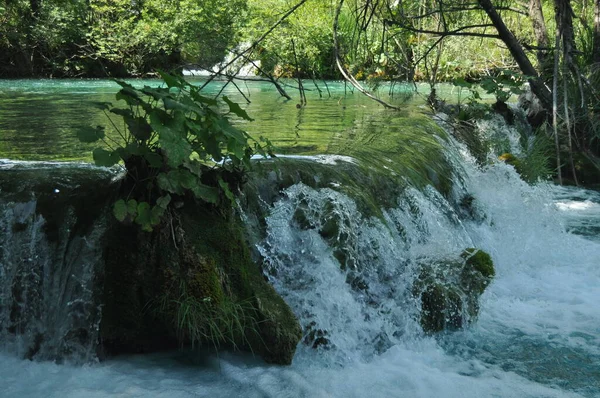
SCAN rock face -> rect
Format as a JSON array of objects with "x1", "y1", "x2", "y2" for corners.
[
  {"x1": 0, "y1": 163, "x2": 118, "y2": 362},
  {"x1": 0, "y1": 162, "x2": 302, "y2": 365},
  {"x1": 413, "y1": 248, "x2": 495, "y2": 333},
  {"x1": 100, "y1": 202, "x2": 302, "y2": 365}
]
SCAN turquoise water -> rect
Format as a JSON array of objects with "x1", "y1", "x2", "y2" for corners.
[
  {"x1": 0, "y1": 78, "x2": 423, "y2": 161},
  {"x1": 1, "y1": 79, "x2": 599, "y2": 397}
]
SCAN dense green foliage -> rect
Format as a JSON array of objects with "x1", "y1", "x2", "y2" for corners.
[
  {"x1": 0, "y1": 0, "x2": 245, "y2": 77},
  {"x1": 77, "y1": 72, "x2": 269, "y2": 230}
]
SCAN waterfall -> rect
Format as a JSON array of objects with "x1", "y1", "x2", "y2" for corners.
[
  {"x1": 0, "y1": 125, "x2": 599, "y2": 397},
  {"x1": 0, "y1": 161, "x2": 119, "y2": 362}
]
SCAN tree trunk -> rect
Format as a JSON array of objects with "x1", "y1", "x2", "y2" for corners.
[
  {"x1": 478, "y1": 0, "x2": 552, "y2": 111},
  {"x1": 529, "y1": 0, "x2": 552, "y2": 79}
]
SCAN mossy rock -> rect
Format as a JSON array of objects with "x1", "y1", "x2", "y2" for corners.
[
  {"x1": 414, "y1": 248, "x2": 495, "y2": 333},
  {"x1": 100, "y1": 200, "x2": 302, "y2": 365},
  {"x1": 460, "y1": 248, "x2": 494, "y2": 295},
  {"x1": 419, "y1": 283, "x2": 463, "y2": 333}
]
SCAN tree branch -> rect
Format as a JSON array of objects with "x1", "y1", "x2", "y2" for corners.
[
  {"x1": 333, "y1": 0, "x2": 401, "y2": 110},
  {"x1": 200, "y1": 0, "x2": 308, "y2": 90}
]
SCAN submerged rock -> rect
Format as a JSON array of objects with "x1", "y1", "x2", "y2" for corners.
[{"x1": 413, "y1": 248, "x2": 495, "y2": 333}]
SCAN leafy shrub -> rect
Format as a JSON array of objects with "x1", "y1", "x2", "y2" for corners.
[{"x1": 78, "y1": 71, "x2": 271, "y2": 231}]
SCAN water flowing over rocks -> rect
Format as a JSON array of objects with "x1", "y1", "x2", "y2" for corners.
[{"x1": 0, "y1": 161, "x2": 302, "y2": 365}]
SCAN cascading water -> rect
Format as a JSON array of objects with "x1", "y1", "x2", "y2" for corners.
[
  {"x1": 0, "y1": 162, "x2": 118, "y2": 362},
  {"x1": 1, "y1": 79, "x2": 599, "y2": 397},
  {"x1": 2, "y1": 136, "x2": 599, "y2": 397}
]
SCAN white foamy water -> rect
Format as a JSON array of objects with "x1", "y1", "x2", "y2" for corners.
[{"x1": 2, "y1": 159, "x2": 599, "y2": 397}]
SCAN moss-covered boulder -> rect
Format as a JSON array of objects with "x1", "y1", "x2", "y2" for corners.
[
  {"x1": 99, "y1": 201, "x2": 302, "y2": 365},
  {"x1": 413, "y1": 248, "x2": 495, "y2": 333}
]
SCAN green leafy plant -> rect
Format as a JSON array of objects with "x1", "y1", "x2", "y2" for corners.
[
  {"x1": 78, "y1": 71, "x2": 271, "y2": 231},
  {"x1": 479, "y1": 70, "x2": 527, "y2": 103}
]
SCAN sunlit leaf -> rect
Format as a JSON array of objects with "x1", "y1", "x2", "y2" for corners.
[
  {"x1": 127, "y1": 199, "x2": 138, "y2": 216},
  {"x1": 219, "y1": 178, "x2": 235, "y2": 202},
  {"x1": 151, "y1": 111, "x2": 192, "y2": 167},
  {"x1": 135, "y1": 202, "x2": 154, "y2": 232}
]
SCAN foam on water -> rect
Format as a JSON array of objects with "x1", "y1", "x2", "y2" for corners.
[{"x1": 2, "y1": 155, "x2": 600, "y2": 397}]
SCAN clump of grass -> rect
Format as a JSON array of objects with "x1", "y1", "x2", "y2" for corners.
[
  {"x1": 155, "y1": 281, "x2": 261, "y2": 351},
  {"x1": 518, "y1": 133, "x2": 553, "y2": 183}
]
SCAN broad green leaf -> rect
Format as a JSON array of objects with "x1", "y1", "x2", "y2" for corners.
[
  {"x1": 156, "y1": 194, "x2": 171, "y2": 210},
  {"x1": 183, "y1": 159, "x2": 204, "y2": 177},
  {"x1": 126, "y1": 116, "x2": 152, "y2": 141},
  {"x1": 158, "y1": 71, "x2": 186, "y2": 89},
  {"x1": 190, "y1": 89, "x2": 218, "y2": 106},
  {"x1": 215, "y1": 118, "x2": 247, "y2": 144},
  {"x1": 117, "y1": 142, "x2": 149, "y2": 161},
  {"x1": 173, "y1": 168, "x2": 196, "y2": 189},
  {"x1": 222, "y1": 96, "x2": 253, "y2": 121},
  {"x1": 157, "y1": 172, "x2": 184, "y2": 195},
  {"x1": 116, "y1": 87, "x2": 151, "y2": 112},
  {"x1": 127, "y1": 199, "x2": 138, "y2": 216},
  {"x1": 141, "y1": 86, "x2": 171, "y2": 100},
  {"x1": 150, "y1": 205, "x2": 164, "y2": 225},
  {"x1": 163, "y1": 96, "x2": 205, "y2": 116},
  {"x1": 77, "y1": 126, "x2": 105, "y2": 143},
  {"x1": 219, "y1": 179, "x2": 235, "y2": 202},
  {"x1": 157, "y1": 169, "x2": 195, "y2": 194},
  {"x1": 191, "y1": 183, "x2": 219, "y2": 204},
  {"x1": 135, "y1": 202, "x2": 153, "y2": 231},
  {"x1": 114, "y1": 80, "x2": 136, "y2": 90},
  {"x1": 228, "y1": 137, "x2": 245, "y2": 159},
  {"x1": 144, "y1": 152, "x2": 163, "y2": 168},
  {"x1": 151, "y1": 111, "x2": 192, "y2": 167},
  {"x1": 109, "y1": 108, "x2": 134, "y2": 118},
  {"x1": 116, "y1": 87, "x2": 140, "y2": 102},
  {"x1": 92, "y1": 148, "x2": 121, "y2": 167},
  {"x1": 452, "y1": 78, "x2": 472, "y2": 88},
  {"x1": 480, "y1": 78, "x2": 497, "y2": 93},
  {"x1": 113, "y1": 199, "x2": 128, "y2": 222}
]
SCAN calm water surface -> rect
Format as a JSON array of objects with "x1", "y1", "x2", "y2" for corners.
[{"x1": 0, "y1": 78, "x2": 434, "y2": 161}]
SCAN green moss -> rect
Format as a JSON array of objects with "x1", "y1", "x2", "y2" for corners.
[
  {"x1": 415, "y1": 248, "x2": 495, "y2": 334},
  {"x1": 100, "y1": 199, "x2": 302, "y2": 364},
  {"x1": 461, "y1": 248, "x2": 495, "y2": 278}
]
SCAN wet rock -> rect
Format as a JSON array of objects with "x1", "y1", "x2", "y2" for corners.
[
  {"x1": 413, "y1": 248, "x2": 495, "y2": 333},
  {"x1": 100, "y1": 202, "x2": 302, "y2": 365},
  {"x1": 303, "y1": 321, "x2": 331, "y2": 349}
]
